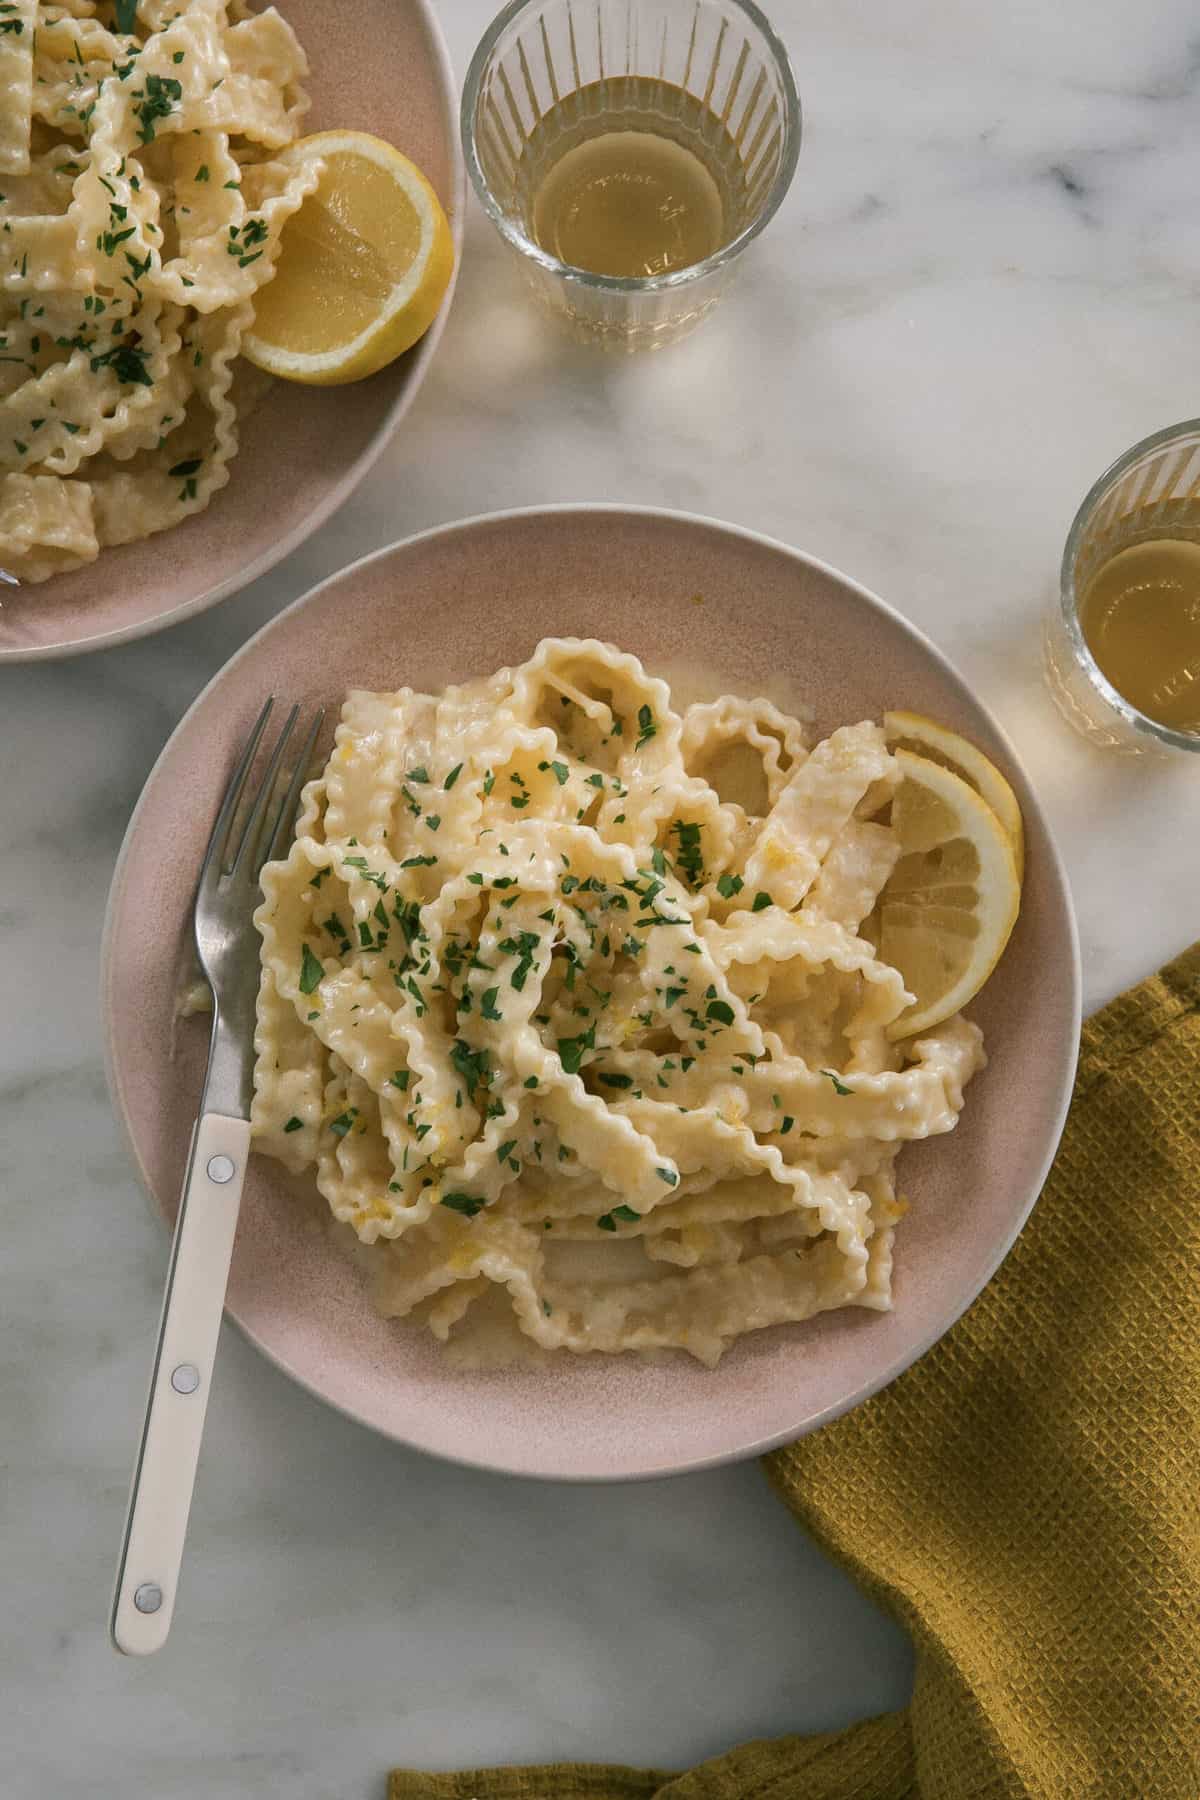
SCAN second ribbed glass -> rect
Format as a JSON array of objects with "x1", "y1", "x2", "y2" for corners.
[
  {"x1": 462, "y1": 0, "x2": 801, "y2": 350},
  {"x1": 1045, "y1": 420, "x2": 1200, "y2": 756}
]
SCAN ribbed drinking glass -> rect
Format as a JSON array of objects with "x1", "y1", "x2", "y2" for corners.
[
  {"x1": 462, "y1": 0, "x2": 800, "y2": 349},
  {"x1": 1045, "y1": 420, "x2": 1200, "y2": 756}
]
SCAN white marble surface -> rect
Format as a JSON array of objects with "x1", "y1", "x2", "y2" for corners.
[{"x1": 4, "y1": 0, "x2": 1200, "y2": 1792}]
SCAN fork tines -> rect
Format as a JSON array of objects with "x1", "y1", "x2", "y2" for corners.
[{"x1": 201, "y1": 700, "x2": 326, "y2": 896}]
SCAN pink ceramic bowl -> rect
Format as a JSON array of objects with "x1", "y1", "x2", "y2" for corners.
[
  {"x1": 0, "y1": 0, "x2": 463, "y2": 663},
  {"x1": 102, "y1": 507, "x2": 1081, "y2": 1479}
]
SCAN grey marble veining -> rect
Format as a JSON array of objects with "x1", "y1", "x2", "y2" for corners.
[{"x1": 3, "y1": 0, "x2": 1199, "y2": 1793}]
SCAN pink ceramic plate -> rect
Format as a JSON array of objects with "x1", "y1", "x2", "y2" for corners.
[
  {"x1": 103, "y1": 507, "x2": 1081, "y2": 1480},
  {"x1": 0, "y1": 0, "x2": 463, "y2": 664}
]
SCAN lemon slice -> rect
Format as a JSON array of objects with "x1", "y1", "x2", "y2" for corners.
[
  {"x1": 883, "y1": 710, "x2": 1024, "y2": 881},
  {"x1": 243, "y1": 131, "x2": 453, "y2": 386},
  {"x1": 880, "y1": 749, "x2": 1021, "y2": 1040}
]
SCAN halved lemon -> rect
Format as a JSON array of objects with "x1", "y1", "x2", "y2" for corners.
[
  {"x1": 880, "y1": 749, "x2": 1022, "y2": 1040},
  {"x1": 243, "y1": 131, "x2": 453, "y2": 386},
  {"x1": 883, "y1": 710, "x2": 1024, "y2": 881}
]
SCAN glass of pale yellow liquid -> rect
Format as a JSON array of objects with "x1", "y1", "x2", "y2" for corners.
[
  {"x1": 461, "y1": 0, "x2": 800, "y2": 350},
  {"x1": 1046, "y1": 421, "x2": 1200, "y2": 756}
]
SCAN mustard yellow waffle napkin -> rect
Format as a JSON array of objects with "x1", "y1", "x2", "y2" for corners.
[{"x1": 391, "y1": 947, "x2": 1200, "y2": 1800}]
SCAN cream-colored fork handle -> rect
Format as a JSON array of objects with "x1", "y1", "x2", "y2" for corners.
[{"x1": 110, "y1": 1112, "x2": 251, "y2": 1656}]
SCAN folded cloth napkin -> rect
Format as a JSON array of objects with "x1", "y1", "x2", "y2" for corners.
[{"x1": 391, "y1": 947, "x2": 1200, "y2": 1800}]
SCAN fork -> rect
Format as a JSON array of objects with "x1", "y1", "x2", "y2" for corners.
[{"x1": 110, "y1": 697, "x2": 323, "y2": 1656}]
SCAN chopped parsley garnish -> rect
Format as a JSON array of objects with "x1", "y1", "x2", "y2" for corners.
[
  {"x1": 500, "y1": 929, "x2": 539, "y2": 990},
  {"x1": 655, "y1": 1167, "x2": 679, "y2": 1186},
  {"x1": 705, "y1": 999, "x2": 735, "y2": 1026},
  {"x1": 822, "y1": 1069, "x2": 853, "y2": 1096},
  {"x1": 557, "y1": 1024, "x2": 596, "y2": 1074},
  {"x1": 393, "y1": 898, "x2": 423, "y2": 943},
  {"x1": 441, "y1": 1192, "x2": 485, "y2": 1218},
  {"x1": 634, "y1": 704, "x2": 657, "y2": 750},
  {"x1": 424, "y1": 814, "x2": 441, "y2": 831},
  {"x1": 321, "y1": 911, "x2": 349, "y2": 947},
  {"x1": 443, "y1": 763, "x2": 463, "y2": 790},
  {"x1": 780, "y1": 1116, "x2": 795, "y2": 1135},
  {"x1": 597, "y1": 1072, "x2": 633, "y2": 1089},
  {"x1": 329, "y1": 1109, "x2": 357, "y2": 1139},
  {"x1": 89, "y1": 340, "x2": 153, "y2": 386},
  {"x1": 283, "y1": 1117, "x2": 303, "y2": 1133},
  {"x1": 407, "y1": 765, "x2": 429, "y2": 783},
  {"x1": 497, "y1": 1139, "x2": 518, "y2": 1164},
  {"x1": 597, "y1": 1204, "x2": 641, "y2": 1231},
  {"x1": 538, "y1": 759, "x2": 569, "y2": 786},
  {"x1": 751, "y1": 891, "x2": 773, "y2": 912},
  {"x1": 298, "y1": 943, "x2": 323, "y2": 994},
  {"x1": 132, "y1": 74, "x2": 183, "y2": 144},
  {"x1": 482, "y1": 769, "x2": 495, "y2": 796},
  {"x1": 481, "y1": 987, "x2": 502, "y2": 1021},
  {"x1": 400, "y1": 854, "x2": 437, "y2": 868},
  {"x1": 343, "y1": 854, "x2": 387, "y2": 889},
  {"x1": 671, "y1": 820, "x2": 704, "y2": 887},
  {"x1": 390, "y1": 1070, "x2": 411, "y2": 1090},
  {"x1": 450, "y1": 1040, "x2": 491, "y2": 1092},
  {"x1": 716, "y1": 872, "x2": 744, "y2": 898}
]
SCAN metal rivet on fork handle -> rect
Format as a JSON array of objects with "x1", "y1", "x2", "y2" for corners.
[
  {"x1": 206, "y1": 1154, "x2": 235, "y2": 1184},
  {"x1": 133, "y1": 1583, "x2": 163, "y2": 1614}
]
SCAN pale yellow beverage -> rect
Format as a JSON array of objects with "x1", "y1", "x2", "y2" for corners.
[
  {"x1": 1080, "y1": 538, "x2": 1200, "y2": 730},
  {"x1": 517, "y1": 78, "x2": 744, "y2": 280}
]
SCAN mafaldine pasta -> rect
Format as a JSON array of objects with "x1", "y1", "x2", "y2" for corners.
[
  {"x1": 0, "y1": 0, "x2": 314, "y2": 581},
  {"x1": 252, "y1": 640, "x2": 985, "y2": 1365}
]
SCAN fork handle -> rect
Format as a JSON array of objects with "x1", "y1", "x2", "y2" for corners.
[{"x1": 110, "y1": 1112, "x2": 251, "y2": 1656}]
